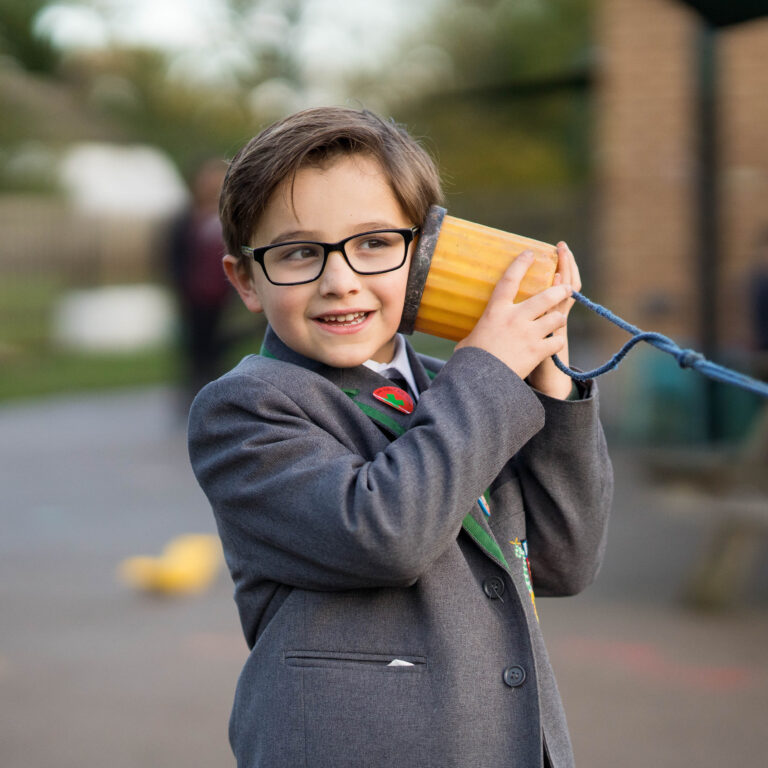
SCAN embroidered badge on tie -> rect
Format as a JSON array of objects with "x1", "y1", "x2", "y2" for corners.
[
  {"x1": 511, "y1": 538, "x2": 539, "y2": 622},
  {"x1": 373, "y1": 386, "x2": 414, "y2": 414}
]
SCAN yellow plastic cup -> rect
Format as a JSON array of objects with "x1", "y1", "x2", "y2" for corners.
[{"x1": 399, "y1": 206, "x2": 559, "y2": 342}]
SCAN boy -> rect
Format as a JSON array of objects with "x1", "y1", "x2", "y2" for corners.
[{"x1": 188, "y1": 107, "x2": 612, "y2": 768}]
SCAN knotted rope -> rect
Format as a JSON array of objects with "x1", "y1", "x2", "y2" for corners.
[{"x1": 552, "y1": 291, "x2": 768, "y2": 399}]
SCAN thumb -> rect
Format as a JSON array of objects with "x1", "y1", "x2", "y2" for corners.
[{"x1": 487, "y1": 250, "x2": 536, "y2": 305}]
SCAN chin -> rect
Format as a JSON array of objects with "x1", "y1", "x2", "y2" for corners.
[
  {"x1": 322, "y1": 350, "x2": 371, "y2": 369},
  {"x1": 314, "y1": 339, "x2": 384, "y2": 369}
]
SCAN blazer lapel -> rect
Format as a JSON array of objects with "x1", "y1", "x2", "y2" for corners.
[
  {"x1": 405, "y1": 343, "x2": 437, "y2": 394},
  {"x1": 260, "y1": 327, "x2": 414, "y2": 438},
  {"x1": 342, "y1": 339, "x2": 443, "y2": 438},
  {"x1": 461, "y1": 505, "x2": 511, "y2": 571},
  {"x1": 261, "y1": 327, "x2": 510, "y2": 571},
  {"x1": 339, "y1": 367, "x2": 414, "y2": 439}
]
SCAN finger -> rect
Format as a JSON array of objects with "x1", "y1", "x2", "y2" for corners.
[
  {"x1": 502, "y1": 251, "x2": 536, "y2": 296},
  {"x1": 554, "y1": 242, "x2": 571, "y2": 286},
  {"x1": 519, "y1": 283, "x2": 572, "y2": 319},
  {"x1": 534, "y1": 309, "x2": 568, "y2": 337},
  {"x1": 555, "y1": 242, "x2": 568, "y2": 279},
  {"x1": 557, "y1": 241, "x2": 581, "y2": 293},
  {"x1": 489, "y1": 250, "x2": 536, "y2": 303},
  {"x1": 539, "y1": 332, "x2": 567, "y2": 359},
  {"x1": 571, "y1": 254, "x2": 582, "y2": 293}
]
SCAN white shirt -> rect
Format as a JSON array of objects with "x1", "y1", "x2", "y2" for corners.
[{"x1": 362, "y1": 334, "x2": 419, "y2": 401}]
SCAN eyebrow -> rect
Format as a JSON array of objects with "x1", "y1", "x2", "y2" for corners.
[{"x1": 267, "y1": 221, "x2": 404, "y2": 246}]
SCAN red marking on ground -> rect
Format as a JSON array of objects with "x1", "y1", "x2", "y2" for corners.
[{"x1": 557, "y1": 636, "x2": 758, "y2": 692}]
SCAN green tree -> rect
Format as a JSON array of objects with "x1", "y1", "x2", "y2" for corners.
[
  {"x1": 0, "y1": 0, "x2": 59, "y2": 74},
  {"x1": 374, "y1": 0, "x2": 596, "y2": 265},
  {"x1": 431, "y1": 0, "x2": 593, "y2": 89}
]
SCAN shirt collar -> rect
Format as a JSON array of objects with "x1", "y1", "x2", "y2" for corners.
[{"x1": 363, "y1": 334, "x2": 419, "y2": 400}]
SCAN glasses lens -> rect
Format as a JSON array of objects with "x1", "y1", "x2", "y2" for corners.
[
  {"x1": 264, "y1": 243, "x2": 325, "y2": 284},
  {"x1": 346, "y1": 230, "x2": 407, "y2": 274}
]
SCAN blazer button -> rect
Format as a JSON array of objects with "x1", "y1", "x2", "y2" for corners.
[
  {"x1": 503, "y1": 665, "x2": 526, "y2": 688},
  {"x1": 482, "y1": 576, "x2": 505, "y2": 600}
]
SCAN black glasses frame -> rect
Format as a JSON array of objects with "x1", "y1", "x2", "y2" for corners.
[{"x1": 240, "y1": 226, "x2": 419, "y2": 286}]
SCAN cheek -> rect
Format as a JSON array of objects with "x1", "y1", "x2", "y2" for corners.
[
  {"x1": 379, "y1": 274, "x2": 409, "y2": 316},
  {"x1": 263, "y1": 286, "x2": 310, "y2": 324}
]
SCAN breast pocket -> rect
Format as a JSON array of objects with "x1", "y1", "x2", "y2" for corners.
[
  {"x1": 285, "y1": 649, "x2": 432, "y2": 767},
  {"x1": 284, "y1": 649, "x2": 427, "y2": 671}
]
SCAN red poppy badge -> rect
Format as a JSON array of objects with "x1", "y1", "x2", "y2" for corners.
[{"x1": 372, "y1": 386, "x2": 414, "y2": 414}]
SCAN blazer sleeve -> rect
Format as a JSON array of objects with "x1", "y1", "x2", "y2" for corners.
[
  {"x1": 188, "y1": 347, "x2": 545, "y2": 592},
  {"x1": 511, "y1": 382, "x2": 613, "y2": 597}
]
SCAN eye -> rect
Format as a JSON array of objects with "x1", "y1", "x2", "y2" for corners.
[
  {"x1": 354, "y1": 232, "x2": 399, "y2": 252},
  {"x1": 359, "y1": 237, "x2": 388, "y2": 250},
  {"x1": 272, "y1": 244, "x2": 322, "y2": 262}
]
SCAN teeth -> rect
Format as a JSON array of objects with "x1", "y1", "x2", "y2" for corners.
[{"x1": 323, "y1": 312, "x2": 367, "y2": 324}]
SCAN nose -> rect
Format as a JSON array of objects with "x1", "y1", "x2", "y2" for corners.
[{"x1": 317, "y1": 249, "x2": 361, "y2": 296}]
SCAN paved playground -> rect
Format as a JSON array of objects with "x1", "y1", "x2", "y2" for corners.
[{"x1": 1, "y1": 386, "x2": 767, "y2": 767}]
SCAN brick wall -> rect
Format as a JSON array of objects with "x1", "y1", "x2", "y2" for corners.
[{"x1": 595, "y1": 0, "x2": 768, "y2": 351}]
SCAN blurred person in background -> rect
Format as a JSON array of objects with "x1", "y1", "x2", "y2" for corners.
[
  {"x1": 749, "y1": 227, "x2": 768, "y2": 380},
  {"x1": 167, "y1": 158, "x2": 233, "y2": 411}
]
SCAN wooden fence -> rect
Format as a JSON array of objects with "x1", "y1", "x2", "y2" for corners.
[{"x1": 0, "y1": 195, "x2": 173, "y2": 287}]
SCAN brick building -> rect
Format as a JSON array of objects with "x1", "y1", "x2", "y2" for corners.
[{"x1": 595, "y1": 0, "x2": 768, "y2": 353}]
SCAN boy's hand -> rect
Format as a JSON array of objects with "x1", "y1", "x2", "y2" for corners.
[
  {"x1": 455, "y1": 242, "x2": 579, "y2": 399},
  {"x1": 526, "y1": 241, "x2": 581, "y2": 399}
]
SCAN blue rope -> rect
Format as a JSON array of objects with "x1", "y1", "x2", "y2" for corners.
[{"x1": 552, "y1": 291, "x2": 768, "y2": 399}]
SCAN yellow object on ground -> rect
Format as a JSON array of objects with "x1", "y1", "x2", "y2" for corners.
[{"x1": 118, "y1": 533, "x2": 222, "y2": 595}]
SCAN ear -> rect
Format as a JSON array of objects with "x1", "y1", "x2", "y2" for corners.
[{"x1": 223, "y1": 254, "x2": 264, "y2": 314}]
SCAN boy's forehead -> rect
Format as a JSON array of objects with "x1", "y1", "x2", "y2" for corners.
[{"x1": 255, "y1": 153, "x2": 406, "y2": 241}]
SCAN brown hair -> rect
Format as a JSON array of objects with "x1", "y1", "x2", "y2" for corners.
[{"x1": 219, "y1": 106, "x2": 444, "y2": 264}]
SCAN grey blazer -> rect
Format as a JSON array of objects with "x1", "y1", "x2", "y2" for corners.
[{"x1": 188, "y1": 326, "x2": 613, "y2": 768}]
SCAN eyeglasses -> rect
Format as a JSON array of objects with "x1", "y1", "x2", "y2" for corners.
[{"x1": 240, "y1": 226, "x2": 419, "y2": 286}]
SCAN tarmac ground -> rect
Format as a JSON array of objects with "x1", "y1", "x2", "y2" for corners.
[{"x1": 2, "y1": 386, "x2": 767, "y2": 767}]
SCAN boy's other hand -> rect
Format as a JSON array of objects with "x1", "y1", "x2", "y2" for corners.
[
  {"x1": 527, "y1": 241, "x2": 581, "y2": 398},
  {"x1": 455, "y1": 243, "x2": 578, "y2": 398}
]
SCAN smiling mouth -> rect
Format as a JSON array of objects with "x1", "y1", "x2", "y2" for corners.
[{"x1": 315, "y1": 311, "x2": 370, "y2": 326}]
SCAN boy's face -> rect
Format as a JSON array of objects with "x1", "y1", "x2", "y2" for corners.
[{"x1": 224, "y1": 153, "x2": 414, "y2": 367}]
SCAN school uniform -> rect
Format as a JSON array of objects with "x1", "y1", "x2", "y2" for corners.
[{"x1": 188, "y1": 326, "x2": 613, "y2": 768}]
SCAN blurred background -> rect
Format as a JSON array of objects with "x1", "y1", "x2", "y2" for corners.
[{"x1": 2, "y1": 0, "x2": 767, "y2": 766}]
